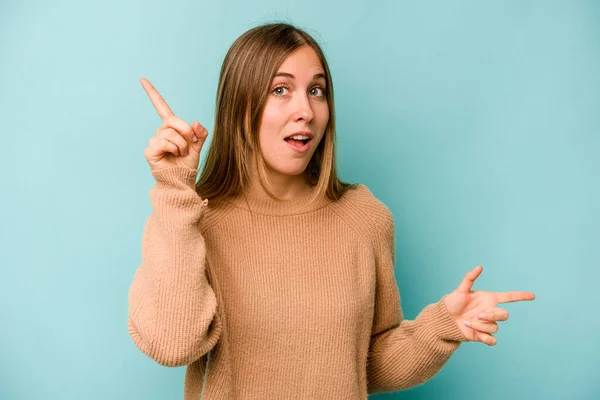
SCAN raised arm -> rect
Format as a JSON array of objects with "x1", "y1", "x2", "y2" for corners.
[{"x1": 127, "y1": 78, "x2": 221, "y2": 366}]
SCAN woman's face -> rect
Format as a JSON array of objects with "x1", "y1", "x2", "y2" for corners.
[{"x1": 257, "y1": 45, "x2": 329, "y2": 179}]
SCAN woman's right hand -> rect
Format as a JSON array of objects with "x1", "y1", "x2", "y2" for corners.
[{"x1": 140, "y1": 78, "x2": 209, "y2": 172}]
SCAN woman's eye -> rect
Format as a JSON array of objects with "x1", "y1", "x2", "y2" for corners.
[
  {"x1": 273, "y1": 86, "x2": 289, "y2": 96},
  {"x1": 310, "y1": 87, "x2": 325, "y2": 97}
]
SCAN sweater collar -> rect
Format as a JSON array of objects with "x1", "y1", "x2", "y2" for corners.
[{"x1": 225, "y1": 188, "x2": 331, "y2": 216}]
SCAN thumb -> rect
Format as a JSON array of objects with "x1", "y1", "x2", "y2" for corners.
[
  {"x1": 455, "y1": 265, "x2": 483, "y2": 294},
  {"x1": 190, "y1": 121, "x2": 208, "y2": 152}
]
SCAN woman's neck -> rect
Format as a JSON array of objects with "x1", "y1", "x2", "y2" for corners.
[
  {"x1": 222, "y1": 159, "x2": 329, "y2": 216},
  {"x1": 246, "y1": 163, "x2": 313, "y2": 201}
]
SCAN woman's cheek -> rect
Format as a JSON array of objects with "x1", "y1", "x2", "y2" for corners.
[{"x1": 315, "y1": 101, "x2": 329, "y2": 122}]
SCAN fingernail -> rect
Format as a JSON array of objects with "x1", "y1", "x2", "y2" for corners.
[
  {"x1": 478, "y1": 313, "x2": 485, "y2": 319},
  {"x1": 464, "y1": 320, "x2": 471, "y2": 327},
  {"x1": 193, "y1": 135, "x2": 198, "y2": 143}
]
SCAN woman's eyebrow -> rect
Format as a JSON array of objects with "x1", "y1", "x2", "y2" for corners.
[{"x1": 274, "y1": 72, "x2": 326, "y2": 80}]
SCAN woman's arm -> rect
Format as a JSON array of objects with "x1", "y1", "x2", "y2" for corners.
[
  {"x1": 366, "y1": 209, "x2": 467, "y2": 393},
  {"x1": 128, "y1": 166, "x2": 222, "y2": 367}
]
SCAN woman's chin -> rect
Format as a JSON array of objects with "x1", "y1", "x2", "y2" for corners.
[{"x1": 270, "y1": 162, "x2": 309, "y2": 177}]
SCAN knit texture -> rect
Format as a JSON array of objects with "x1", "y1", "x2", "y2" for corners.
[{"x1": 128, "y1": 166, "x2": 468, "y2": 399}]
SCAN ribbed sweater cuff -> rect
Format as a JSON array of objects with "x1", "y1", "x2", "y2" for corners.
[
  {"x1": 433, "y1": 295, "x2": 468, "y2": 343},
  {"x1": 151, "y1": 166, "x2": 199, "y2": 189}
]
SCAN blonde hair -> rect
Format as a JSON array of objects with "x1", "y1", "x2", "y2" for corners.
[{"x1": 195, "y1": 22, "x2": 357, "y2": 205}]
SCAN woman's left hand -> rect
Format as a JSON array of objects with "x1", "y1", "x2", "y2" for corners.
[{"x1": 444, "y1": 265, "x2": 535, "y2": 346}]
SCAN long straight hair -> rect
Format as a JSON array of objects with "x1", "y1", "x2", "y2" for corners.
[{"x1": 195, "y1": 23, "x2": 357, "y2": 206}]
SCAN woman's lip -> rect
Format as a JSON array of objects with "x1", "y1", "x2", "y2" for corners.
[
  {"x1": 285, "y1": 132, "x2": 313, "y2": 140},
  {"x1": 284, "y1": 138, "x2": 312, "y2": 153}
]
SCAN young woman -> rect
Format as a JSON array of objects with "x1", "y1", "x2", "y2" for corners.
[{"x1": 128, "y1": 23, "x2": 535, "y2": 399}]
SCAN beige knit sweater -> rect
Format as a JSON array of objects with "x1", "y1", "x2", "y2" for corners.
[{"x1": 127, "y1": 166, "x2": 468, "y2": 399}]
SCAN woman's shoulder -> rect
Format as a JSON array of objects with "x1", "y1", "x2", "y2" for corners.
[
  {"x1": 198, "y1": 198, "x2": 237, "y2": 234},
  {"x1": 334, "y1": 183, "x2": 393, "y2": 217},
  {"x1": 330, "y1": 183, "x2": 394, "y2": 241}
]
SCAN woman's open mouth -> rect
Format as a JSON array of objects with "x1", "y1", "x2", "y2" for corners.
[{"x1": 284, "y1": 134, "x2": 313, "y2": 153}]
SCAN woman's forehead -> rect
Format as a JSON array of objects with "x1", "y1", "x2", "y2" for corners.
[{"x1": 276, "y1": 46, "x2": 325, "y2": 78}]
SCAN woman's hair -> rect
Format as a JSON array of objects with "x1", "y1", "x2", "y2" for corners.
[{"x1": 195, "y1": 22, "x2": 357, "y2": 205}]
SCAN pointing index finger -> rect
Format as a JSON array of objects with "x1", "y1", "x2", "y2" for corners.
[
  {"x1": 496, "y1": 291, "x2": 536, "y2": 304},
  {"x1": 140, "y1": 78, "x2": 174, "y2": 121}
]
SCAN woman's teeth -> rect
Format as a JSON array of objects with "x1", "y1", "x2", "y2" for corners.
[{"x1": 285, "y1": 138, "x2": 307, "y2": 145}]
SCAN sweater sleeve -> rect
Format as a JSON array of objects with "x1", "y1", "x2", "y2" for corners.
[
  {"x1": 127, "y1": 166, "x2": 222, "y2": 367},
  {"x1": 366, "y1": 207, "x2": 467, "y2": 394}
]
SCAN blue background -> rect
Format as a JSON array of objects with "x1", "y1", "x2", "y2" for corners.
[{"x1": 1, "y1": 0, "x2": 598, "y2": 398}]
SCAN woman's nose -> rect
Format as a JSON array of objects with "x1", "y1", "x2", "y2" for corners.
[{"x1": 293, "y1": 94, "x2": 314, "y2": 122}]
